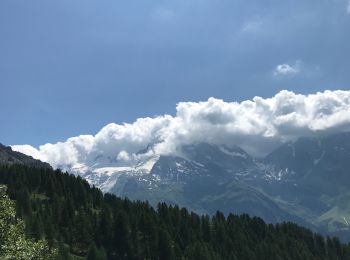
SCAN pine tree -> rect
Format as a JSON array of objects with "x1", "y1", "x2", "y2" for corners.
[
  {"x1": 114, "y1": 210, "x2": 132, "y2": 258},
  {"x1": 87, "y1": 243, "x2": 107, "y2": 260},
  {"x1": 158, "y1": 228, "x2": 175, "y2": 260}
]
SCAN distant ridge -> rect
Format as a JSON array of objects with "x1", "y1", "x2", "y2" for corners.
[{"x1": 0, "y1": 143, "x2": 51, "y2": 169}]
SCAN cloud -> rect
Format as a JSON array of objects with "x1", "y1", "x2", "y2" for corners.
[
  {"x1": 12, "y1": 90, "x2": 350, "y2": 170},
  {"x1": 274, "y1": 61, "x2": 301, "y2": 76},
  {"x1": 347, "y1": 1, "x2": 350, "y2": 14}
]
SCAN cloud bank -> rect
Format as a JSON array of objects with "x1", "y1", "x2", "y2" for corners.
[{"x1": 12, "y1": 90, "x2": 350, "y2": 170}]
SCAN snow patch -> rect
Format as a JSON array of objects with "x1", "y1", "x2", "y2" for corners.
[
  {"x1": 313, "y1": 151, "x2": 325, "y2": 165},
  {"x1": 219, "y1": 146, "x2": 248, "y2": 159},
  {"x1": 94, "y1": 167, "x2": 133, "y2": 176},
  {"x1": 137, "y1": 156, "x2": 159, "y2": 173}
]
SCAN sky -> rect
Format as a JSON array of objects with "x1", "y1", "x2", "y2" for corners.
[{"x1": 1, "y1": 0, "x2": 350, "y2": 148}]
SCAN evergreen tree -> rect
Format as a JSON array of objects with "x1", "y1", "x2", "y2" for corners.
[
  {"x1": 87, "y1": 242, "x2": 107, "y2": 260},
  {"x1": 113, "y1": 210, "x2": 132, "y2": 258},
  {"x1": 158, "y1": 228, "x2": 175, "y2": 260}
]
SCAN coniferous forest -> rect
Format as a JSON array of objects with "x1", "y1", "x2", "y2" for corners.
[{"x1": 1, "y1": 164, "x2": 350, "y2": 259}]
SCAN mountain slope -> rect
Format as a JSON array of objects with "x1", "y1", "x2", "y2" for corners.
[
  {"x1": 111, "y1": 152, "x2": 306, "y2": 225},
  {"x1": 0, "y1": 143, "x2": 51, "y2": 169},
  {"x1": 261, "y1": 132, "x2": 350, "y2": 240}
]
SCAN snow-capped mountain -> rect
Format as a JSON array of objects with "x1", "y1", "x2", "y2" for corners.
[
  {"x1": 69, "y1": 150, "x2": 159, "y2": 193},
  {"x1": 64, "y1": 132, "x2": 350, "y2": 240},
  {"x1": 70, "y1": 142, "x2": 259, "y2": 193}
]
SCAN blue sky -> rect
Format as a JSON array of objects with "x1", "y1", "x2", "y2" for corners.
[{"x1": 1, "y1": 0, "x2": 350, "y2": 146}]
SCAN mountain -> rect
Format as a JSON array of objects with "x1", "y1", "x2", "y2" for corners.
[
  {"x1": 64, "y1": 132, "x2": 350, "y2": 241},
  {"x1": 109, "y1": 144, "x2": 305, "y2": 225},
  {"x1": 264, "y1": 132, "x2": 350, "y2": 194},
  {"x1": 261, "y1": 132, "x2": 350, "y2": 239},
  {"x1": 0, "y1": 143, "x2": 51, "y2": 169}
]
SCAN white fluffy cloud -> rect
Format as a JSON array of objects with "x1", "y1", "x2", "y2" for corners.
[
  {"x1": 274, "y1": 61, "x2": 301, "y2": 76},
  {"x1": 12, "y1": 90, "x2": 350, "y2": 169}
]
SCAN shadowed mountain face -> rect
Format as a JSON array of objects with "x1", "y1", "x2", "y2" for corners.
[
  {"x1": 260, "y1": 133, "x2": 350, "y2": 239},
  {"x1": 105, "y1": 145, "x2": 284, "y2": 224},
  {"x1": 261, "y1": 133, "x2": 350, "y2": 206},
  {"x1": 0, "y1": 144, "x2": 51, "y2": 169},
  {"x1": 264, "y1": 133, "x2": 350, "y2": 192}
]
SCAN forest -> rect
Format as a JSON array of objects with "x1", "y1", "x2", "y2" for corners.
[{"x1": 1, "y1": 164, "x2": 350, "y2": 260}]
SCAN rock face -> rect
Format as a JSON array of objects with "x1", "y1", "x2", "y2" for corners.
[{"x1": 0, "y1": 144, "x2": 52, "y2": 169}]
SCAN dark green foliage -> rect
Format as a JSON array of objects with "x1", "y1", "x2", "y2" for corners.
[
  {"x1": 87, "y1": 243, "x2": 107, "y2": 260},
  {"x1": 57, "y1": 240, "x2": 71, "y2": 260},
  {"x1": 1, "y1": 164, "x2": 350, "y2": 259}
]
